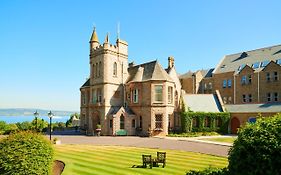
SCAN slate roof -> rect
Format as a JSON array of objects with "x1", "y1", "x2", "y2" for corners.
[
  {"x1": 81, "y1": 78, "x2": 90, "y2": 88},
  {"x1": 179, "y1": 68, "x2": 214, "y2": 79},
  {"x1": 183, "y1": 94, "x2": 223, "y2": 112},
  {"x1": 225, "y1": 103, "x2": 281, "y2": 113},
  {"x1": 127, "y1": 60, "x2": 173, "y2": 83},
  {"x1": 109, "y1": 106, "x2": 135, "y2": 115},
  {"x1": 214, "y1": 44, "x2": 281, "y2": 74}
]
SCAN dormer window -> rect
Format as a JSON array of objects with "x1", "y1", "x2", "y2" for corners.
[
  {"x1": 252, "y1": 62, "x2": 260, "y2": 69},
  {"x1": 276, "y1": 59, "x2": 281, "y2": 65},
  {"x1": 238, "y1": 64, "x2": 246, "y2": 71},
  {"x1": 261, "y1": 60, "x2": 270, "y2": 67}
]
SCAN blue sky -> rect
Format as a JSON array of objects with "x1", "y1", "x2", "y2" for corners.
[{"x1": 0, "y1": 0, "x2": 280, "y2": 111}]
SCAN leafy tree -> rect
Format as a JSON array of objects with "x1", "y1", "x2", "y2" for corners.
[
  {"x1": 228, "y1": 113, "x2": 281, "y2": 175},
  {"x1": 0, "y1": 131, "x2": 54, "y2": 174},
  {"x1": 31, "y1": 118, "x2": 48, "y2": 132},
  {"x1": 16, "y1": 121, "x2": 32, "y2": 130},
  {"x1": 66, "y1": 113, "x2": 80, "y2": 127}
]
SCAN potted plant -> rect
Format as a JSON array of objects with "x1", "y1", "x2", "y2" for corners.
[
  {"x1": 96, "y1": 124, "x2": 101, "y2": 136},
  {"x1": 53, "y1": 138, "x2": 61, "y2": 145}
]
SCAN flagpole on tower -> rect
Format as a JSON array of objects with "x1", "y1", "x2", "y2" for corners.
[{"x1": 117, "y1": 22, "x2": 120, "y2": 39}]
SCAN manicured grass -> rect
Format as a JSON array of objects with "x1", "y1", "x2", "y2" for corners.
[
  {"x1": 54, "y1": 145, "x2": 228, "y2": 175},
  {"x1": 199, "y1": 137, "x2": 237, "y2": 143}
]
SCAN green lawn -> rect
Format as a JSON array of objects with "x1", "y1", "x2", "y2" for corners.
[
  {"x1": 199, "y1": 137, "x2": 237, "y2": 143},
  {"x1": 54, "y1": 145, "x2": 228, "y2": 175}
]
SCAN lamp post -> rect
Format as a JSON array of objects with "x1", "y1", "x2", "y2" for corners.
[
  {"x1": 48, "y1": 111, "x2": 54, "y2": 141},
  {"x1": 33, "y1": 110, "x2": 39, "y2": 132}
]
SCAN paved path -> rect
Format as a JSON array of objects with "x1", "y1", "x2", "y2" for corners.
[{"x1": 54, "y1": 136, "x2": 230, "y2": 157}]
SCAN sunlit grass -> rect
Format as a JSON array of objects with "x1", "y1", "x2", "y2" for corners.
[
  {"x1": 199, "y1": 137, "x2": 236, "y2": 143},
  {"x1": 54, "y1": 145, "x2": 228, "y2": 175}
]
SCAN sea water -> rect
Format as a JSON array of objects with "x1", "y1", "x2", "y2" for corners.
[{"x1": 0, "y1": 116, "x2": 70, "y2": 123}]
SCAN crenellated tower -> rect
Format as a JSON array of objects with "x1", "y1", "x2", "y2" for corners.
[{"x1": 87, "y1": 27, "x2": 129, "y2": 134}]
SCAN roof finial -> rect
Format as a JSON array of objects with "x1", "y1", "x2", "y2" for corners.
[
  {"x1": 117, "y1": 22, "x2": 120, "y2": 39},
  {"x1": 90, "y1": 25, "x2": 99, "y2": 43},
  {"x1": 104, "y1": 32, "x2": 109, "y2": 43}
]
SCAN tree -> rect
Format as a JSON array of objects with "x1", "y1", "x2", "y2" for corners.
[
  {"x1": 66, "y1": 113, "x2": 80, "y2": 127},
  {"x1": 228, "y1": 113, "x2": 281, "y2": 175}
]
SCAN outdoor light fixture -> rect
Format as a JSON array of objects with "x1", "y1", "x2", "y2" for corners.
[
  {"x1": 33, "y1": 110, "x2": 39, "y2": 131},
  {"x1": 48, "y1": 111, "x2": 54, "y2": 141}
]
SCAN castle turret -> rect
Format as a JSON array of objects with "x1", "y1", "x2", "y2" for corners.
[{"x1": 90, "y1": 27, "x2": 99, "y2": 50}]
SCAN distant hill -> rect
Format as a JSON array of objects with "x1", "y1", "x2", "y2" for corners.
[{"x1": 0, "y1": 108, "x2": 78, "y2": 116}]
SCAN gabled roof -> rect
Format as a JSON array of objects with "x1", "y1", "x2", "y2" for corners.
[
  {"x1": 127, "y1": 60, "x2": 173, "y2": 83},
  {"x1": 81, "y1": 78, "x2": 90, "y2": 88},
  {"x1": 214, "y1": 44, "x2": 281, "y2": 74},
  {"x1": 109, "y1": 106, "x2": 135, "y2": 115},
  {"x1": 183, "y1": 94, "x2": 223, "y2": 112},
  {"x1": 179, "y1": 68, "x2": 214, "y2": 79},
  {"x1": 225, "y1": 103, "x2": 281, "y2": 113}
]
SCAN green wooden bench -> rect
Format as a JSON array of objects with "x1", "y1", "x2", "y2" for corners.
[{"x1": 116, "y1": 130, "x2": 127, "y2": 136}]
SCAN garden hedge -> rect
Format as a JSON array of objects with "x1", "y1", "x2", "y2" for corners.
[
  {"x1": 0, "y1": 131, "x2": 54, "y2": 175},
  {"x1": 181, "y1": 112, "x2": 230, "y2": 134},
  {"x1": 228, "y1": 113, "x2": 281, "y2": 175}
]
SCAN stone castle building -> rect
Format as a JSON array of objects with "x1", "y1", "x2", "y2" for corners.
[
  {"x1": 80, "y1": 28, "x2": 281, "y2": 135},
  {"x1": 80, "y1": 28, "x2": 181, "y2": 136}
]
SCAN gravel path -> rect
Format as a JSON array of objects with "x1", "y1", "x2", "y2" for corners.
[{"x1": 54, "y1": 136, "x2": 230, "y2": 157}]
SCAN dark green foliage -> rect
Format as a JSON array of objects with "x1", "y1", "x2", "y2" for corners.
[
  {"x1": 228, "y1": 113, "x2": 281, "y2": 175},
  {"x1": 16, "y1": 121, "x2": 32, "y2": 130},
  {"x1": 186, "y1": 167, "x2": 229, "y2": 175},
  {"x1": 66, "y1": 113, "x2": 80, "y2": 127},
  {"x1": 168, "y1": 132, "x2": 220, "y2": 137},
  {"x1": 0, "y1": 131, "x2": 54, "y2": 175},
  {"x1": 181, "y1": 112, "x2": 230, "y2": 134}
]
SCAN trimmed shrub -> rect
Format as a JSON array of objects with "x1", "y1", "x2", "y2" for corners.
[
  {"x1": 0, "y1": 131, "x2": 54, "y2": 175},
  {"x1": 186, "y1": 167, "x2": 229, "y2": 175},
  {"x1": 228, "y1": 113, "x2": 281, "y2": 175},
  {"x1": 181, "y1": 112, "x2": 230, "y2": 134}
]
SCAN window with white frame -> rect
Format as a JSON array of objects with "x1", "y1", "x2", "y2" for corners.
[
  {"x1": 248, "y1": 94, "x2": 252, "y2": 102},
  {"x1": 120, "y1": 115, "x2": 125, "y2": 129},
  {"x1": 168, "y1": 86, "x2": 173, "y2": 104},
  {"x1": 266, "y1": 72, "x2": 271, "y2": 82},
  {"x1": 133, "y1": 89, "x2": 138, "y2": 103},
  {"x1": 241, "y1": 76, "x2": 247, "y2": 85},
  {"x1": 208, "y1": 82, "x2": 212, "y2": 89},
  {"x1": 154, "y1": 85, "x2": 163, "y2": 102},
  {"x1": 155, "y1": 114, "x2": 163, "y2": 129},
  {"x1": 274, "y1": 92, "x2": 279, "y2": 102},
  {"x1": 267, "y1": 93, "x2": 271, "y2": 102},
  {"x1": 223, "y1": 80, "x2": 227, "y2": 88},
  {"x1": 242, "y1": 94, "x2": 246, "y2": 103},
  {"x1": 273, "y1": 72, "x2": 278, "y2": 81},
  {"x1": 248, "y1": 75, "x2": 252, "y2": 84},
  {"x1": 227, "y1": 79, "x2": 232, "y2": 88}
]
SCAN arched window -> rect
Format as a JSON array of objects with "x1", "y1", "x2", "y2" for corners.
[
  {"x1": 120, "y1": 114, "x2": 125, "y2": 129},
  {"x1": 98, "y1": 61, "x2": 102, "y2": 77},
  {"x1": 113, "y1": 62, "x2": 117, "y2": 76}
]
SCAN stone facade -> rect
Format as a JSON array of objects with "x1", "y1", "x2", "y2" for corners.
[
  {"x1": 80, "y1": 29, "x2": 181, "y2": 136},
  {"x1": 180, "y1": 45, "x2": 281, "y2": 133}
]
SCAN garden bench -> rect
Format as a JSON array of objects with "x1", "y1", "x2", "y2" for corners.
[
  {"x1": 156, "y1": 152, "x2": 166, "y2": 168},
  {"x1": 142, "y1": 154, "x2": 152, "y2": 168},
  {"x1": 116, "y1": 130, "x2": 127, "y2": 136}
]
